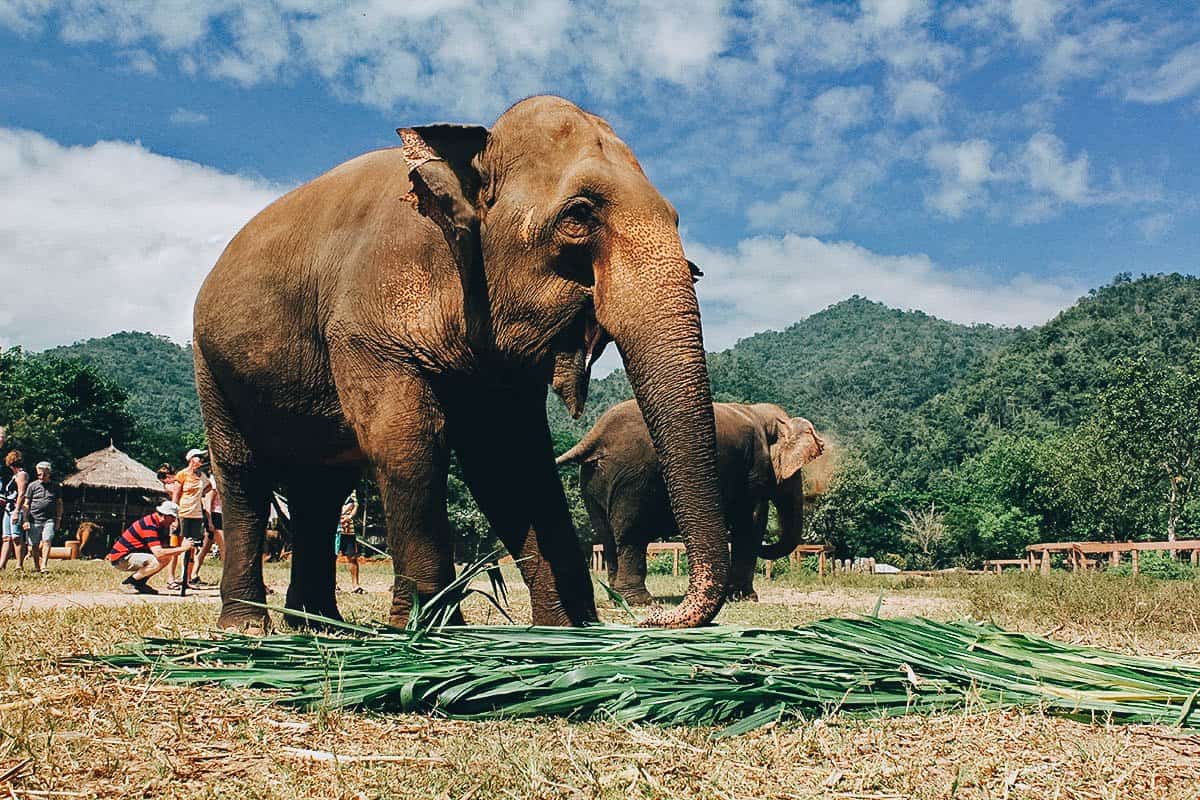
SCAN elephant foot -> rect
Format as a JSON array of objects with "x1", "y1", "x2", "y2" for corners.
[
  {"x1": 284, "y1": 586, "x2": 343, "y2": 630},
  {"x1": 726, "y1": 586, "x2": 759, "y2": 603},
  {"x1": 217, "y1": 602, "x2": 272, "y2": 635},
  {"x1": 616, "y1": 587, "x2": 655, "y2": 606}
]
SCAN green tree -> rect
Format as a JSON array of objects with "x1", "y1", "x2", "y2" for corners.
[
  {"x1": 1086, "y1": 355, "x2": 1200, "y2": 542},
  {"x1": 0, "y1": 349, "x2": 136, "y2": 469}
]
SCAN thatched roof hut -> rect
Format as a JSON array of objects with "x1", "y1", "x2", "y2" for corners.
[
  {"x1": 63, "y1": 444, "x2": 167, "y2": 494},
  {"x1": 62, "y1": 444, "x2": 166, "y2": 555}
]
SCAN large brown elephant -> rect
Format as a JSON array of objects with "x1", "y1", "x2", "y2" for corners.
[
  {"x1": 557, "y1": 401, "x2": 825, "y2": 604},
  {"x1": 194, "y1": 96, "x2": 729, "y2": 631}
]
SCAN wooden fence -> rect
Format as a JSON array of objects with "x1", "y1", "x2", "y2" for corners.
[
  {"x1": 590, "y1": 542, "x2": 834, "y2": 577},
  {"x1": 1023, "y1": 540, "x2": 1200, "y2": 577}
]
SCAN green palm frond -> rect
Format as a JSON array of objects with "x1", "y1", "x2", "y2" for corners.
[{"x1": 78, "y1": 615, "x2": 1200, "y2": 736}]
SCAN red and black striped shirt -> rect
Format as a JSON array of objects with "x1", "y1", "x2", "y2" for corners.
[{"x1": 107, "y1": 513, "x2": 171, "y2": 561}]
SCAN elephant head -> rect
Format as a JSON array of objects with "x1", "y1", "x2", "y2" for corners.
[
  {"x1": 398, "y1": 96, "x2": 728, "y2": 627},
  {"x1": 748, "y1": 405, "x2": 826, "y2": 560}
]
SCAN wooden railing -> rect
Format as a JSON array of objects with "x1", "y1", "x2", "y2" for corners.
[
  {"x1": 590, "y1": 542, "x2": 834, "y2": 577},
  {"x1": 1024, "y1": 540, "x2": 1200, "y2": 576}
]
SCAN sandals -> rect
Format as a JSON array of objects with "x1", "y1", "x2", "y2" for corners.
[{"x1": 351, "y1": 587, "x2": 366, "y2": 595}]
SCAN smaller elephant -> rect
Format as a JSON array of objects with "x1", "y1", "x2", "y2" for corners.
[{"x1": 557, "y1": 401, "x2": 825, "y2": 604}]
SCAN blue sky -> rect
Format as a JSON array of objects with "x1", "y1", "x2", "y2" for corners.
[{"x1": 1, "y1": 0, "x2": 1197, "y2": 357}]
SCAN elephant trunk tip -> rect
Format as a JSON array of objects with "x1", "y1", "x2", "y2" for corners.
[{"x1": 639, "y1": 561, "x2": 726, "y2": 628}]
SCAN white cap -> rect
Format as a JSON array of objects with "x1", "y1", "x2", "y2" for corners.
[
  {"x1": 185, "y1": 448, "x2": 207, "y2": 461},
  {"x1": 156, "y1": 500, "x2": 180, "y2": 517},
  {"x1": 35, "y1": 461, "x2": 52, "y2": 472}
]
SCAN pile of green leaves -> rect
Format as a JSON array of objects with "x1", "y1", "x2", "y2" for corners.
[{"x1": 85, "y1": 614, "x2": 1200, "y2": 736}]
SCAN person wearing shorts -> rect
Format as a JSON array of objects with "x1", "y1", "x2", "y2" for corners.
[
  {"x1": 23, "y1": 461, "x2": 61, "y2": 573},
  {"x1": 337, "y1": 491, "x2": 363, "y2": 594},
  {"x1": 1, "y1": 450, "x2": 29, "y2": 570},
  {"x1": 195, "y1": 480, "x2": 224, "y2": 576},
  {"x1": 170, "y1": 448, "x2": 211, "y2": 589},
  {"x1": 107, "y1": 501, "x2": 194, "y2": 594}
]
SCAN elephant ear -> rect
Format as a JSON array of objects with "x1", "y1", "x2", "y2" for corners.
[
  {"x1": 771, "y1": 416, "x2": 825, "y2": 484},
  {"x1": 398, "y1": 124, "x2": 490, "y2": 349},
  {"x1": 397, "y1": 125, "x2": 488, "y2": 240}
]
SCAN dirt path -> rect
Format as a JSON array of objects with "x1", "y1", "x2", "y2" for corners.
[{"x1": 0, "y1": 588, "x2": 223, "y2": 612}]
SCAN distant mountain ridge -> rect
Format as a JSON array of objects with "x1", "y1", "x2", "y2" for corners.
[
  {"x1": 40, "y1": 275, "x2": 1200, "y2": 485},
  {"x1": 42, "y1": 332, "x2": 201, "y2": 438},
  {"x1": 546, "y1": 296, "x2": 1018, "y2": 445}
]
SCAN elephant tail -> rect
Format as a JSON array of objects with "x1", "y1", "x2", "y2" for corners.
[{"x1": 555, "y1": 429, "x2": 603, "y2": 465}]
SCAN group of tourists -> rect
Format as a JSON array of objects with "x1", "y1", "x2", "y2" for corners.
[
  {"x1": 2, "y1": 425, "x2": 366, "y2": 596},
  {"x1": 1, "y1": 431, "x2": 63, "y2": 573},
  {"x1": 107, "y1": 448, "x2": 224, "y2": 594}
]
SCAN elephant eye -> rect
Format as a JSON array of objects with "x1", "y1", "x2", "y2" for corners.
[{"x1": 556, "y1": 198, "x2": 600, "y2": 240}]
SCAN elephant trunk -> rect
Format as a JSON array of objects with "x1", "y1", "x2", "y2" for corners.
[
  {"x1": 760, "y1": 474, "x2": 804, "y2": 560},
  {"x1": 594, "y1": 217, "x2": 728, "y2": 628}
]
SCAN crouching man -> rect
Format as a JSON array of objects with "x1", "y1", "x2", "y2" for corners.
[{"x1": 106, "y1": 501, "x2": 195, "y2": 594}]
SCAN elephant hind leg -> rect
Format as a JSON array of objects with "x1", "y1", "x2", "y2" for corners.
[
  {"x1": 215, "y1": 461, "x2": 275, "y2": 632},
  {"x1": 198, "y1": 352, "x2": 276, "y2": 633},
  {"x1": 283, "y1": 466, "x2": 360, "y2": 628}
]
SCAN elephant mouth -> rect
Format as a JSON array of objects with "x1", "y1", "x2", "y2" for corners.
[{"x1": 551, "y1": 301, "x2": 611, "y2": 419}]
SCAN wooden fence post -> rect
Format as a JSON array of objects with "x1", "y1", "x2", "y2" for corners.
[
  {"x1": 1040, "y1": 550, "x2": 1050, "y2": 576},
  {"x1": 1131, "y1": 548, "x2": 1139, "y2": 577},
  {"x1": 818, "y1": 550, "x2": 826, "y2": 577},
  {"x1": 672, "y1": 546, "x2": 679, "y2": 577}
]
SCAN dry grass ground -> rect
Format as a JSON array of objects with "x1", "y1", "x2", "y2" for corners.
[{"x1": 1, "y1": 559, "x2": 1198, "y2": 799}]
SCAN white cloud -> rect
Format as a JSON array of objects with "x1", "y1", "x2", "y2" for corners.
[
  {"x1": 1136, "y1": 212, "x2": 1172, "y2": 242},
  {"x1": 925, "y1": 139, "x2": 995, "y2": 217},
  {"x1": 0, "y1": 128, "x2": 279, "y2": 350},
  {"x1": 1008, "y1": 0, "x2": 1061, "y2": 41},
  {"x1": 689, "y1": 234, "x2": 1081, "y2": 351},
  {"x1": 168, "y1": 107, "x2": 208, "y2": 125},
  {"x1": 117, "y1": 48, "x2": 157, "y2": 75},
  {"x1": 811, "y1": 85, "x2": 875, "y2": 134},
  {"x1": 1127, "y1": 41, "x2": 1200, "y2": 104},
  {"x1": 890, "y1": 78, "x2": 943, "y2": 122},
  {"x1": 0, "y1": 0, "x2": 738, "y2": 119},
  {"x1": 860, "y1": 0, "x2": 928, "y2": 32},
  {"x1": 746, "y1": 189, "x2": 838, "y2": 235},
  {"x1": 1022, "y1": 131, "x2": 1088, "y2": 203}
]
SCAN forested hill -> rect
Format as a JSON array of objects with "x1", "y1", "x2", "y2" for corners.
[
  {"x1": 42, "y1": 332, "x2": 201, "y2": 437},
  {"x1": 547, "y1": 296, "x2": 1017, "y2": 444},
  {"x1": 886, "y1": 273, "x2": 1200, "y2": 488}
]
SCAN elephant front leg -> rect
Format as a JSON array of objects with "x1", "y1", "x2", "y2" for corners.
[
  {"x1": 282, "y1": 466, "x2": 360, "y2": 627},
  {"x1": 727, "y1": 505, "x2": 759, "y2": 602},
  {"x1": 378, "y1": 451, "x2": 455, "y2": 628},
  {"x1": 451, "y1": 386, "x2": 598, "y2": 626}
]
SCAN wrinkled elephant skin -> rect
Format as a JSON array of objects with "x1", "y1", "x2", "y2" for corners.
[
  {"x1": 559, "y1": 402, "x2": 825, "y2": 604},
  {"x1": 194, "y1": 96, "x2": 729, "y2": 632}
]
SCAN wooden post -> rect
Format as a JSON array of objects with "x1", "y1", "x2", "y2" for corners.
[
  {"x1": 1040, "y1": 550, "x2": 1050, "y2": 576},
  {"x1": 818, "y1": 550, "x2": 826, "y2": 577},
  {"x1": 1131, "y1": 548, "x2": 1139, "y2": 577},
  {"x1": 1110, "y1": 550, "x2": 1120, "y2": 568},
  {"x1": 672, "y1": 545, "x2": 679, "y2": 577},
  {"x1": 1191, "y1": 548, "x2": 1198, "y2": 567}
]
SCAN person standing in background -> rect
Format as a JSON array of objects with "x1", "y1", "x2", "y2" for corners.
[
  {"x1": 23, "y1": 461, "x2": 61, "y2": 573},
  {"x1": 195, "y1": 479, "x2": 224, "y2": 577},
  {"x1": 1, "y1": 449, "x2": 28, "y2": 570},
  {"x1": 169, "y1": 449, "x2": 211, "y2": 589},
  {"x1": 338, "y1": 490, "x2": 364, "y2": 594}
]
